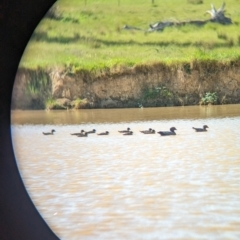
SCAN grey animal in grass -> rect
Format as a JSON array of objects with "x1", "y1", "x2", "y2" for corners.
[
  {"x1": 42, "y1": 129, "x2": 55, "y2": 135},
  {"x1": 118, "y1": 127, "x2": 131, "y2": 133},
  {"x1": 157, "y1": 127, "x2": 177, "y2": 136},
  {"x1": 97, "y1": 131, "x2": 109, "y2": 136},
  {"x1": 123, "y1": 131, "x2": 133, "y2": 136},
  {"x1": 71, "y1": 130, "x2": 85, "y2": 136},
  {"x1": 192, "y1": 125, "x2": 209, "y2": 132},
  {"x1": 85, "y1": 129, "x2": 96, "y2": 134},
  {"x1": 78, "y1": 132, "x2": 88, "y2": 137}
]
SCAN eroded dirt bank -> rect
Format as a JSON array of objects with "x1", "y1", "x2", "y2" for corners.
[{"x1": 12, "y1": 61, "x2": 240, "y2": 109}]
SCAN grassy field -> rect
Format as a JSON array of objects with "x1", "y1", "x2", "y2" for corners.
[{"x1": 19, "y1": 0, "x2": 240, "y2": 72}]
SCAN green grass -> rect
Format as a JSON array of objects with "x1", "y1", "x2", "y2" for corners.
[{"x1": 19, "y1": 0, "x2": 240, "y2": 71}]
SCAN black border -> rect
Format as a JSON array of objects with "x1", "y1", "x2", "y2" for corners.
[{"x1": 0, "y1": 0, "x2": 59, "y2": 239}]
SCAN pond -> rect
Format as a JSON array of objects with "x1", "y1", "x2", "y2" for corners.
[{"x1": 11, "y1": 105, "x2": 240, "y2": 239}]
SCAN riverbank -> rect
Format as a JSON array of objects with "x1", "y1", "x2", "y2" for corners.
[
  {"x1": 12, "y1": 0, "x2": 240, "y2": 109},
  {"x1": 12, "y1": 60, "x2": 240, "y2": 109}
]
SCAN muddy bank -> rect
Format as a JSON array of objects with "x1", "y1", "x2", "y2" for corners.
[{"x1": 12, "y1": 61, "x2": 240, "y2": 109}]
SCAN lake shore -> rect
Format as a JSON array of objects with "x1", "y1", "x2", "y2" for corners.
[
  {"x1": 12, "y1": 61, "x2": 240, "y2": 110},
  {"x1": 12, "y1": 0, "x2": 240, "y2": 110}
]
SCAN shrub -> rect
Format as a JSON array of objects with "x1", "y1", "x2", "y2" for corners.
[
  {"x1": 200, "y1": 92, "x2": 218, "y2": 105},
  {"x1": 143, "y1": 86, "x2": 173, "y2": 100},
  {"x1": 72, "y1": 98, "x2": 89, "y2": 109},
  {"x1": 73, "y1": 98, "x2": 83, "y2": 109},
  {"x1": 45, "y1": 98, "x2": 60, "y2": 110}
]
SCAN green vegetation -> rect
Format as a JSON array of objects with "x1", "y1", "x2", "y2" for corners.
[
  {"x1": 45, "y1": 97, "x2": 58, "y2": 110},
  {"x1": 25, "y1": 70, "x2": 51, "y2": 95},
  {"x1": 19, "y1": 0, "x2": 240, "y2": 72},
  {"x1": 138, "y1": 85, "x2": 174, "y2": 107},
  {"x1": 200, "y1": 92, "x2": 218, "y2": 105},
  {"x1": 23, "y1": 70, "x2": 52, "y2": 108},
  {"x1": 45, "y1": 97, "x2": 63, "y2": 110},
  {"x1": 143, "y1": 86, "x2": 173, "y2": 100},
  {"x1": 71, "y1": 98, "x2": 88, "y2": 109}
]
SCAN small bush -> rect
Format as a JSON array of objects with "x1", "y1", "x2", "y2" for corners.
[
  {"x1": 200, "y1": 92, "x2": 218, "y2": 105},
  {"x1": 73, "y1": 98, "x2": 83, "y2": 109},
  {"x1": 143, "y1": 86, "x2": 173, "y2": 100},
  {"x1": 72, "y1": 98, "x2": 89, "y2": 109},
  {"x1": 45, "y1": 98, "x2": 60, "y2": 110}
]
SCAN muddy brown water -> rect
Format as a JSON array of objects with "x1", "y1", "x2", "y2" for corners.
[{"x1": 11, "y1": 105, "x2": 240, "y2": 239}]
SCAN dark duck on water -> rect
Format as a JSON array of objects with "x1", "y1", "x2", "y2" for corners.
[
  {"x1": 97, "y1": 131, "x2": 109, "y2": 135},
  {"x1": 158, "y1": 127, "x2": 177, "y2": 136},
  {"x1": 143, "y1": 129, "x2": 155, "y2": 134},
  {"x1": 78, "y1": 132, "x2": 88, "y2": 137},
  {"x1": 192, "y1": 125, "x2": 209, "y2": 132},
  {"x1": 123, "y1": 131, "x2": 133, "y2": 135},
  {"x1": 140, "y1": 128, "x2": 152, "y2": 133},
  {"x1": 118, "y1": 127, "x2": 130, "y2": 133},
  {"x1": 71, "y1": 130, "x2": 85, "y2": 136},
  {"x1": 86, "y1": 129, "x2": 96, "y2": 134},
  {"x1": 42, "y1": 129, "x2": 55, "y2": 135}
]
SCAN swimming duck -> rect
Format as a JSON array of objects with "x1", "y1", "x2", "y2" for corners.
[
  {"x1": 123, "y1": 131, "x2": 133, "y2": 135},
  {"x1": 192, "y1": 125, "x2": 209, "y2": 132},
  {"x1": 97, "y1": 131, "x2": 109, "y2": 135},
  {"x1": 78, "y1": 132, "x2": 88, "y2": 137},
  {"x1": 140, "y1": 128, "x2": 152, "y2": 133},
  {"x1": 143, "y1": 129, "x2": 155, "y2": 134},
  {"x1": 118, "y1": 127, "x2": 130, "y2": 133},
  {"x1": 71, "y1": 130, "x2": 85, "y2": 136},
  {"x1": 42, "y1": 129, "x2": 55, "y2": 135},
  {"x1": 158, "y1": 127, "x2": 177, "y2": 136},
  {"x1": 86, "y1": 129, "x2": 96, "y2": 134}
]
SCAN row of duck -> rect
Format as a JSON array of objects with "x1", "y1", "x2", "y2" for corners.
[{"x1": 42, "y1": 125, "x2": 209, "y2": 136}]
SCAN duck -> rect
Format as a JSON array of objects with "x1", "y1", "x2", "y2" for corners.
[
  {"x1": 140, "y1": 128, "x2": 152, "y2": 133},
  {"x1": 78, "y1": 132, "x2": 88, "y2": 137},
  {"x1": 97, "y1": 131, "x2": 109, "y2": 135},
  {"x1": 143, "y1": 129, "x2": 155, "y2": 134},
  {"x1": 158, "y1": 127, "x2": 177, "y2": 136},
  {"x1": 85, "y1": 129, "x2": 96, "y2": 134},
  {"x1": 71, "y1": 130, "x2": 85, "y2": 136},
  {"x1": 118, "y1": 127, "x2": 130, "y2": 133},
  {"x1": 123, "y1": 131, "x2": 133, "y2": 135},
  {"x1": 192, "y1": 125, "x2": 209, "y2": 132},
  {"x1": 42, "y1": 129, "x2": 55, "y2": 135}
]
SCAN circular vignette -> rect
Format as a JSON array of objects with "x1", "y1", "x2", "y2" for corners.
[{"x1": 0, "y1": 0, "x2": 60, "y2": 239}]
